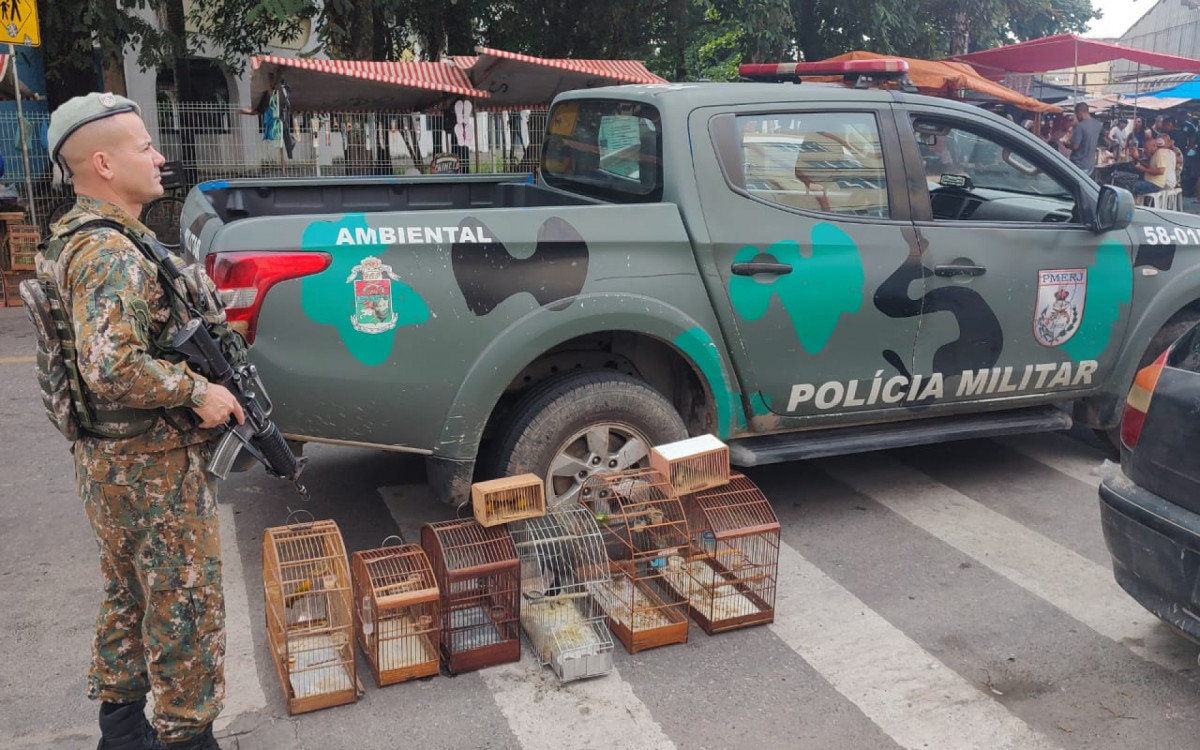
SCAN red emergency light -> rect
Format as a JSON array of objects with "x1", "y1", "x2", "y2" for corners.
[{"x1": 738, "y1": 59, "x2": 916, "y2": 91}]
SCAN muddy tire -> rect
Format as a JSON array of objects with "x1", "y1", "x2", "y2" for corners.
[
  {"x1": 1094, "y1": 310, "x2": 1200, "y2": 453},
  {"x1": 495, "y1": 371, "x2": 687, "y2": 510}
]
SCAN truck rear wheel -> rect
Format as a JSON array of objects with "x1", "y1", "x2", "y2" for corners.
[{"x1": 495, "y1": 371, "x2": 687, "y2": 510}]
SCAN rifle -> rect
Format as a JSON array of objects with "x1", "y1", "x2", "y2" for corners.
[{"x1": 172, "y1": 317, "x2": 309, "y2": 499}]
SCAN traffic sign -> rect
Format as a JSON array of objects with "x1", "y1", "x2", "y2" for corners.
[{"x1": 0, "y1": 0, "x2": 39, "y2": 47}]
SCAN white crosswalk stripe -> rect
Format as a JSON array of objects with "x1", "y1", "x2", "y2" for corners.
[
  {"x1": 215, "y1": 503, "x2": 269, "y2": 731},
  {"x1": 480, "y1": 661, "x2": 675, "y2": 750},
  {"x1": 995, "y1": 432, "x2": 1109, "y2": 487},
  {"x1": 818, "y1": 453, "x2": 1194, "y2": 671},
  {"x1": 771, "y1": 541, "x2": 1060, "y2": 750}
]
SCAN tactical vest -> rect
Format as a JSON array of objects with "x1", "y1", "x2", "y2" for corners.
[{"x1": 26, "y1": 213, "x2": 208, "y2": 441}]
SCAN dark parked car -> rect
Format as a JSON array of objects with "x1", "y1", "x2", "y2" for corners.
[{"x1": 1099, "y1": 321, "x2": 1200, "y2": 643}]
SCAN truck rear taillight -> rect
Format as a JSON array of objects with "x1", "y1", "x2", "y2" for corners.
[
  {"x1": 204, "y1": 252, "x2": 331, "y2": 344},
  {"x1": 1120, "y1": 350, "x2": 1169, "y2": 449}
]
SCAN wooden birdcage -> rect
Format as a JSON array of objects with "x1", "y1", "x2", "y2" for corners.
[
  {"x1": 671, "y1": 473, "x2": 779, "y2": 634},
  {"x1": 471, "y1": 473, "x2": 546, "y2": 527},
  {"x1": 651, "y1": 434, "x2": 730, "y2": 495},
  {"x1": 421, "y1": 519, "x2": 521, "y2": 674},
  {"x1": 262, "y1": 520, "x2": 357, "y2": 715},
  {"x1": 578, "y1": 469, "x2": 692, "y2": 653},
  {"x1": 509, "y1": 508, "x2": 615, "y2": 682},
  {"x1": 351, "y1": 542, "x2": 441, "y2": 687},
  {"x1": 6, "y1": 224, "x2": 40, "y2": 271}
]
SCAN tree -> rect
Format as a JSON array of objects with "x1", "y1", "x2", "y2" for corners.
[{"x1": 41, "y1": 0, "x2": 316, "y2": 108}]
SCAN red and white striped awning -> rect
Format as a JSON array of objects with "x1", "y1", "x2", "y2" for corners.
[
  {"x1": 249, "y1": 55, "x2": 488, "y2": 111},
  {"x1": 457, "y1": 47, "x2": 667, "y2": 109}
]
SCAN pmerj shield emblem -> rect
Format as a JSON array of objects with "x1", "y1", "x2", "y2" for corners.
[
  {"x1": 346, "y1": 256, "x2": 403, "y2": 334},
  {"x1": 1034, "y1": 268, "x2": 1087, "y2": 346}
]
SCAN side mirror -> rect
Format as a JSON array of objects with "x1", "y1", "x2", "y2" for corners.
[{"x1": 1096, "y1": 185, "x2": 1134, "y2": 232}]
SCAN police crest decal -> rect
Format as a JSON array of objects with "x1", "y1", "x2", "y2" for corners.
[
  {"x1": 346, "y1": 256, "x2": 402, "y2": 334},
  {"x1": 1034, "y1": 268, "x2": 1087, "y2": 347}
]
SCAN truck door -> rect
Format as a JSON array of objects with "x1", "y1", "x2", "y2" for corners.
[
  {"x1": 691, "y1": 104, "x2": 928, "y2": 422},
  {"x1": 892, "y1": 105, "x2": 1133, "y2": 410}
]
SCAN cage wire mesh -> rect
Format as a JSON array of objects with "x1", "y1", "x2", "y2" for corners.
[
  {"x1": 154, "y1": 103, "x2": 548, "y2": 183},
  {"x1": 421, "y1": 518, "x2": 521, "y2": 673},
  {"x1": 673, "y1": 473, "x2": 780, "y2": 634},
  {"x1": 351, "y1": 542, "x2": 441, "y2": 687},
  {"x1": 578, "y1": 469, "x2": 693, "y2": 653},
  {"x1": 508, "y1": 507, "x2": 615, "y2": 682},
  {"x1": 262, "y1": 520, "x2": 357, "y2": 714}
]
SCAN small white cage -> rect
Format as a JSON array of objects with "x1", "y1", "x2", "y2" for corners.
[{"x1": 508, "y1": 508, "x2": 615, "y2": 682}]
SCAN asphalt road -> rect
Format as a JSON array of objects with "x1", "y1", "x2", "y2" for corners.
[{"x1": 1, "y1": 304, "x2": 1198, "y2": 750}]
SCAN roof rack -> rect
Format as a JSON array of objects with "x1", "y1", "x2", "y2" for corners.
[{"x1": 738, "y1": 59, "x2": 918, "y2": 93}]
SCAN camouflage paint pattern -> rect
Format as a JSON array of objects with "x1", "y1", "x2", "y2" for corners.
[
  {"x1": 77, "y1": 442, "x2": 224, "y2": 743},
  {"x1": 729, "y1": 223, "x2": 865, "y2": 354}
]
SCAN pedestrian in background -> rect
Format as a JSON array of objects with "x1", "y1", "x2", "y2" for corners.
[
  {"x1": 1065, "y1": 102, "x2": 1104, "y2": 178},
  {"x1": 44, "y1": 93, "x2": 245, "y2": 750}
]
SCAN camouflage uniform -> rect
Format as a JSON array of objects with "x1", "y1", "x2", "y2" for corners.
[{"x1": 55, "y1": 197, "x2": 225, "y2": 743}]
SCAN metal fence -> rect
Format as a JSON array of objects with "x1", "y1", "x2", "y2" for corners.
[
  {"x1": 0, "y1": 104, "x2": 550, "y2": 243},
  {"x1": 156, "y1": 103, "x2": 549, "y2": 183}
]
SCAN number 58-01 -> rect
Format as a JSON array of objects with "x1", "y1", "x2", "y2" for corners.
[{"x1": 1143, "y1": 225, "x2": 1199, "y2": 245}]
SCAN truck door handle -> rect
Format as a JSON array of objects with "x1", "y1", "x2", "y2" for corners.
[
  {"x1": 732, "y1": 262, "x2": 793, "y2": 276},
  {"x1": 933, "y1": 264, "x2": 986, "y2": 278}
]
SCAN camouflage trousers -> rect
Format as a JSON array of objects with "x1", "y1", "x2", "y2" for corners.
[{"x1": 76, "y1": 440, "x2": 225, "y2": 743}]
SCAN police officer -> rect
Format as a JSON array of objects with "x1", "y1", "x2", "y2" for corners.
[{"x1": 45, "y1": 93, "x2": 245, "y2": 750}]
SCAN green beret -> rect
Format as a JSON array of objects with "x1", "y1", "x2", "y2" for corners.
[{"x1": 48, "y1": 92, "x2": 142, "y2": 166}]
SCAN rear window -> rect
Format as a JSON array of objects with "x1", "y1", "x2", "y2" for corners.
[
  {"x1": 541, "y1": 100, "x2": 663, "y2": 203},
  {"x1": 1168, "y1": 322, "x2": 1200, "y2": 373}
]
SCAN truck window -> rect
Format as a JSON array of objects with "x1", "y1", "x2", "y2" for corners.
[
  {"x1": 911, "y1": 117, "x2": 1078, "y2": 221},
  {"x1": 542, "y1": 100, "x2": 663, "y2": 203},
  {"x1": 734, "y1": 113, "x2": 889, "y2": 218}
]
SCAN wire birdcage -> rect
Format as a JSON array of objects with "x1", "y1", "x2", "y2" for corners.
[
  {"x1": 650, "y1": 434, "x2": 730, "y2": 495},
  {"x1": 262, "y1": 520, "x2": 357, "y2": 715},
  {"x1": 578, "y1": 469, "x2": 692, "y2": 653},
  {"x1": 671, "y1": 473, "x2": 780, "y2": 634},
  {"x1": 508, "y1": 508, "x2": 615, "y2": 682},
  {"x1": 7, "y1": 225, "x2": 39, "y2": 271},
  {"x1": 471, "y1": 473, "x2": 546, "y2": 527},
  {"x1": 421, "y1": 519, "x2": 521, "y2": 674},
  {"x1": 351, "y1": 541, "x2": 441, "y2": 687}
]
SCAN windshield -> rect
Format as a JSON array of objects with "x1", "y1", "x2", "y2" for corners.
[{"x1": 542, "y1": 100, "x2": 664, "y2": 203}]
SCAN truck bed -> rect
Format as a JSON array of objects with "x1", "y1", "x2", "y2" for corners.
[{"x1": 197, "y1": 175, "x2": 595, "y2": 224}]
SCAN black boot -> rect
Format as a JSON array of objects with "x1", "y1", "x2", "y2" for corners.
[
  {"x1": 97, "y1": 700, "x2": 166, "y2": 750},
  {"x1": 165, "y1": 725, "x2": 221, "y2": 750}
]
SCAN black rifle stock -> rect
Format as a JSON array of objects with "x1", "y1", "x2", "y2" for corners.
[{"x1": 172, "y1": 318, "x2": 309, "y2": 499}]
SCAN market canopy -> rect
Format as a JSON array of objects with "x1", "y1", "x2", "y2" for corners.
[
  {"x1": 947, "y1": 34, "x2": 1200, "y2": 77},
  {"x1": 249, "y1": 55, "x2": 488, "y2": 112},
  {"x1": 452, "y1": 47, "x2": 667, "y2": 109},
  {"x1": 1142, "y1": 76, "x2": 1200, "y2": 100},
  {"x1": 821, "y1": 51, "x2": 1061, "y2": 113}
]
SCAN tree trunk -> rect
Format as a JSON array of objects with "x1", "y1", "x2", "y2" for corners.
[
  {"x1": 670, "y1": 0, "x2": 687, "y2": 81},
  {"x1": 950, "y1": 9, "x2": 970, "y2": 56},
  {"x1": 348, "y1": 0, "x2": 374, "y2": 59},
  {"x1": 99, "y1": 0, "x2": 127, "y2": 96},
  {"x1": 165, "y1": 0, "x2": 197, "y2": 184}
]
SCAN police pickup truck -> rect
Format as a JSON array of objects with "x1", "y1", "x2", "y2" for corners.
[{"x1": 179, "y1": 60, "x2": 1200, "y2": 507}]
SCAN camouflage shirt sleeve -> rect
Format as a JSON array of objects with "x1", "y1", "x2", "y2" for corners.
[{"x1": 67, "y1": 229, "x2": 205, "y2": 409}]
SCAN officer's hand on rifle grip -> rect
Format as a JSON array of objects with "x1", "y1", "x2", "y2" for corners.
[{"x1": 193, "y1": 383, "x2": 246, "y2": 429}]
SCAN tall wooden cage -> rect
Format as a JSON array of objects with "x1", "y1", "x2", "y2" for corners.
[
  {"x1": 579, "y1": 469, "x2": 692, "y2": 653},
  {"x1": 421, "y1": 519, "x2": 521, "y2": 673},
  {"x1": 672, "y1": 473, "x2": 779, "y2": 634},
  {"x1": 262, "y1": 520, "x2": 357, "y2": 715},
  {"x1": 509, "y1": 508, "x2": 615, "y2": 682},
  {"x1": 351, "y1": 542, "x2": 441, "y2": 687}
]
